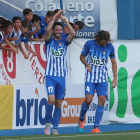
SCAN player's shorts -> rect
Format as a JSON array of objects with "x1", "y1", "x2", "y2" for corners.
[
  {"x1": 45, "y1": 75, "x2": 66, "y2": 99},
  {"x1": 85, "y1": 82, "x2": 108, "y2": 96}
]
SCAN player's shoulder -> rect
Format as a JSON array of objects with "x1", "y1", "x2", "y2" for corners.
[
  {"x1": 106, "y1": 42, "x2": 114, "y2": 48},
  {"x1": 85, "y1": 39, "x2": 95, "y2": 45}
]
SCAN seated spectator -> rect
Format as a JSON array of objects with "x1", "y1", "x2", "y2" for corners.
[
  {"x1": 30, "y1": 14, "x2": 44, "y2": 42},
  {"x1": 0, "y1": 20, "x2": 18, "y2": 53},
  {"x1": 37, "y1": 11, "x2": 54, "y2": 39},
  {"x1": 19, "y1": 20, "x2": 36, "y2": 59}
]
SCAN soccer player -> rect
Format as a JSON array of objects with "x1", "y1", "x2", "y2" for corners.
[
  {"x1": 77, "y1": 30, "x2": 117, "y2": 133},
  {"x1": 44, "y1": 10, "x2": 75, "y2": 135}
]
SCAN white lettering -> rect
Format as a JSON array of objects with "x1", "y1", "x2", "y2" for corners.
[
  {"x1": 85, "y1": 2, "x2": 94, "y2": 11},
  {"x1": 35, "y1": 3, "x2": 44, "y2": 12},
  {"x1": 84, "y1": 16, "x2": 94, "y2": 27},
  {"x1": 76, "y1": 2, "x2": 84, "y2": 12},
  {"x1": 67, "y1": 2, "x2": 75, "y2": 12}
]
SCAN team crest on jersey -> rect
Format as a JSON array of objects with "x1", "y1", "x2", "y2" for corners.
[
  {"x1": 102, "y1": 51, "x2": 105, "y2": 55},
  {"x1": 59, "y1": 42, "x2": 62, "y2": 46}
]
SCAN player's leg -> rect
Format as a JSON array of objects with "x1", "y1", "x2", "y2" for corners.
[
  {"x1": 78, "y1": 82, "x2": 95, "y2": 133},
  {"x1": 92, "y1": 82, "x2": 108, "y2": 133},
  {"x1": 51, "y1": 76, "x2": 65, "y2": 134},
  {"x1": 44, "y1": 76, "x2": 56, "y2": 135}
]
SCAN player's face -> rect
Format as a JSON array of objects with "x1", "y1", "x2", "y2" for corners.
[
  {"x1": 24, "y1": 12, "x2": 33, "y2": 22},
  {"x1": 21, "y1": 27, "x2": 30, "y2": 36},
  {"x1": 13, "y1": 20, "x2": 22, "y2": 30},
  {"x1": 5, "y1": 25, "x2": 13, "y2": 34},
  {"x1": 53, "y1": 25, "x2": 62, "y2": 39},
  {"x1": 74, "y1": 24, "x2": 80, "y2": 31},
  {"x1": 45, "y1": 16, "x2": 52, "y2": 24},
  {"x1": 99, "y1": 39, "x2": 108, "y2": 47}
]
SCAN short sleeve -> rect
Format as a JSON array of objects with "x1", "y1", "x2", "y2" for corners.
[
  {"x1": 109, "y1": 44, "x2": 115, "y2": 58},
  {"x1": 81, "y1": 41, "x2": 90, "y2": 56}
]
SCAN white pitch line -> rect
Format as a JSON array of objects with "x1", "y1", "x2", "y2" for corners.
[
  {"x1": 0, "y1": 0, "x2": 23, "y2": 12},
  {"x1": 2, "y1": 131, "x2": 140, "y2": 140}
]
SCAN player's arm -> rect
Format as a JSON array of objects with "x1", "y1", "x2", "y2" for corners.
[
  {"x1": 110, "y1": 58, "x2": 117, "y2": 88},
  {"x1": 61, "y1": 15, "x2": 76, "y2": 43},
  {"x1": 45, "y1": 10, "x2": 64, "y2": 41},
  {"x1": 80, "y1": 54, "x2": 91, "y2": 72}
]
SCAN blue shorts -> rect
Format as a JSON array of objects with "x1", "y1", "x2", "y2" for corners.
[
  {"x1": 85, "y1": 82, "x2": 108, "y2": 96},
  {"x1": 45, "y1": 75, "x2": 66, "y2": 99}
]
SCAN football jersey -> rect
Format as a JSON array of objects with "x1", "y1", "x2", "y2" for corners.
[
  {"x1": 81, "y1": 40, "x2": 115, "y2": 83},
  {"x1": 45, "y1": 37, "x2": 70, "y2": 77},
  {"x1": 19, "y1": 34, "x2": 29, "y2": 43},
  {"x1": 37, "y1": 16, "x2": 48, "y2": 38},
  {"x1": 7, "y1": 28, "x2": 22, "y2": 45}
]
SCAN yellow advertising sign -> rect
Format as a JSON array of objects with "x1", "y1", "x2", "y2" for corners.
[{"x1": 0, "y1": 85, "x2": 14, "y2": 130}]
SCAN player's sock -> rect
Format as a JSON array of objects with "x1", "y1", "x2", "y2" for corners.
[
  {"x1": 79, "y1": 101, "x2": 89, "y2": 121},
  {"x1": 46, "y1": 101, "x2": 53, "y2": 122},
  {"x1": 53, "y1": 108, "x2": 61, "y2": 128},
  {"x1": 94, "y1": 105, "x2": 104, "y2": 128}
]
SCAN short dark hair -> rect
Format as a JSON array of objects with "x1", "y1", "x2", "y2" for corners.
[
  {"x1": 46, "y1": 11, "x2": 55, "y2": 17},
  {"x1": 22, "y1": 20, "x2": 31, "y2": 30},
  {"x1": 12, "y1": 16, "x2": 22, "y2": 23},
  {"x1": 0, "y1": 17, "x2": 6, "y2": 29},
  {"x1": 53, "y1": 9, "x2": 60, "y2": 14},
  {"x1": 52, "y1": 22, "x2": 63, "y2": 30},
  {"x1": 31, "y1": 14, "x2": 41, "y2": 23},
  {"x1": 23, "y1": 8, "x2": 32, "y2": 16},
  {"x1": 74, "y1": 21, "x2": 84, "y2": 30},
  {"x1": 95, "y1": 30, "x2": 111, "y2": 43},
  {"x1": 3, "y1": 20, "x2": 13, "y2": 29}
]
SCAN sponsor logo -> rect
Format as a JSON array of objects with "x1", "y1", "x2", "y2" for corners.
[{"x1": 60, "y1": 98, "x2": 85, "y2": 124}]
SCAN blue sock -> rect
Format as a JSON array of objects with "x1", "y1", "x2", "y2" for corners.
[
  {"x1": 79, "y1": 101, "x2": 89, "y2": 122},
  {"x1": 53, "y1": 108, "x2": 61, "y2": 129},
  {"x1": 94, "y1": 105, "x2": 104, "y2": 128},
  {"x1": 46, "y1": 101, "x2": 53, "y2": 123}
]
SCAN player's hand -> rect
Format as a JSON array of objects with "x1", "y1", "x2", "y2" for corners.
[
  {"x1": 112, "y1": 78, "x2": 117, "y2": 88},
  {"x1": 54, "y1": 10, "x2": 65, "y2": 18},
  {"x1": 60, "y1": 15, "x2": 67, "y2": 23},
  {"x1": 87, "y1": 65, "x2": 91, "y2": 73}
]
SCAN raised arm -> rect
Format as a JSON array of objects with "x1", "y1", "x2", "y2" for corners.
[
  {"x1": 61, "y1": 15, "x2": 76, "y2": 43},
  {"x1": 45, "y1": 10, "x2": 64, "y2": 41}
]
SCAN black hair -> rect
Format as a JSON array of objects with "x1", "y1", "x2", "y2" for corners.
[
  {"x1": 12, "y1": 16, "x2": 22, "y2": 23},
  {"x1": 46, "y1": 11, "x2": 55, "y2": 17},
  {"x1": 3, "y1": 20, "x2": 13, "y2": 29},
  {"x1": 74, "y1": 21, "x2": 84, "y2": 29},
  {"x1": 0, "y1": 17, "x2": 6, "y2": 29},
  {"x1": 31, "y1": 14, "x2": 41, "y2": 23},
  {"x1": 22, "y1": 20, "x2": 31, "y2": 30},
  {"x1": 23, "y1": 8, "x2": 32, "y2": 16},
  {"x1": 94, "y1": 30, "x2": 111, "y2": 43},
  {"x1": 53, "y1": 9, "x2": 60, "y2": 14},
  {"x1": 52, "y1": 22, "x2": 63, "y2": 30}
]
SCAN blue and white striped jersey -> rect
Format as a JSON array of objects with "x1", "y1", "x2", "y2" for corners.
[
  {"x1": 7, "y1": 28, "x2": 22, "y2": 45},
  {"x1": 0, "y1": 31, "x2": 4, "y2": 44},
  {"x1": 81, "y1": 40, "x2": 115, "y2": 83},
  {"x1": 45, "y1": 37, "x2": 70, "y2": 77}
]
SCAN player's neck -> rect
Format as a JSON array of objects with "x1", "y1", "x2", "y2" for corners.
[
  {"x1": 53, "y1": 37, "x2": 61, "y2": 41},
  {"x1": 14, "y1": 28, "x2": 19, "y2": 33}
]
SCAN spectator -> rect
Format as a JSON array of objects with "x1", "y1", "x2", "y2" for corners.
[{"x1": 19, "y1": 20, "x2": 36, "y2": 59}]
